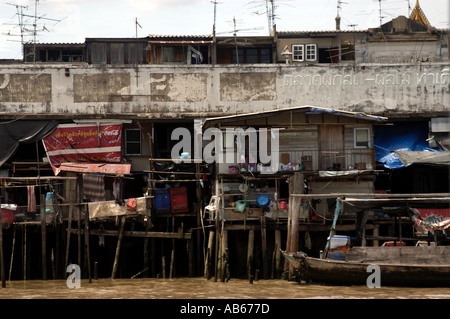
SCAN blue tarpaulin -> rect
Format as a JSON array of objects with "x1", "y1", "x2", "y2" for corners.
[{"x1": 374, "y1": 122, "x2": 441, "y2": 169}]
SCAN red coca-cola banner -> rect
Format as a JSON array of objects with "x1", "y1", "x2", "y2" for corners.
[{"x1": 43, "y1": 123, "x2": 124, "y2": 175}]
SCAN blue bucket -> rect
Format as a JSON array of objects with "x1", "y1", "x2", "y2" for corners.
[{"x1": 256, "y1": 194, "x2": 271, "y2": 208}]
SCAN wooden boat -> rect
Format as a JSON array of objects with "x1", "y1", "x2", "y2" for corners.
[
  {"x1": 282, "y1": 196, "x2": 450, "y2": 287},
  {"x1": 283, "y1": 246, "x2": 450, "y2": 287}
]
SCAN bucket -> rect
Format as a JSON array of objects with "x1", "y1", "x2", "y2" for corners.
[
  {"x1": 235, "y1": 200, "x2": 247, "y2": 212},
  {"x1": 256, "y1": 194, "x2": 271, "y2": 208},
  {"x1": 280, "y1": 201, "x2": 287, "y2": 210}
]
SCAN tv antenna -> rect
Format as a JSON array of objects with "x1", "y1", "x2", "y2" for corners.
[
  {"x1": 210, "y1": 0, "x2": 221, "y2": 37},
  {"x1": 216, "y1": 16, "x2": 263, "y2": 64},
  {"x1": 246, "y1": 0, "x2": 294, "y2": 35},
  {"x1": 5, "y1": 1, "x2": 62, "y2": 62},
  {"x1": 135, "y1": 18, "x2": 142, "y2": 38},
  {"x1": 375, "y1": 0, "x2": 386, "y2": 26}
]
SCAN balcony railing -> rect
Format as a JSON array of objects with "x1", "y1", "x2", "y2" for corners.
[{"x1": 281, "y1": 149, "x2": 375, "y2": 172}]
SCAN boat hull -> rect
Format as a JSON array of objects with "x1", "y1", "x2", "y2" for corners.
[{"x1": 283, "y1": 251, "x2": 450, "y2": 287}]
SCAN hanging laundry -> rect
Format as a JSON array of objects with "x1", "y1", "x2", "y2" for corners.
[
  {"x1": 27, "y1": 185, "x2": 37, "y2": 212},
  {"x1": 113, "y1": 177, "x2": 124, "y2": 205},
  {"x1": 83, "y1": 173, "x2": 106, "y2": 202}
]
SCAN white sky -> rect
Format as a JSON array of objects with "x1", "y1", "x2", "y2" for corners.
[{"x1": 1, "y1": 0, "x2": 449, "y2": 59}]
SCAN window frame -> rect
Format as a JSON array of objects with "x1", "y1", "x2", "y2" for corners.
[
  {"x1": 292, "y1": 44, "x2": 304, "y2": 61},
  {"x1": 305, "y1": 44, "x2": 317, "y2": 61},
  {"x1": 125, "y1": 128, "x2": 142, "y2": 155},
  {"x1": 354, "y1": 127, "x2": 371, "y2": 149}
]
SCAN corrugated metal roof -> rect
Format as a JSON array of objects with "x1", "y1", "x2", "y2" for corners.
[
  {"x1": 148, "y1": 34, "x2": 213, "y2": 39},
  {"x1": 23, "y1": 43, "x2": 85, "y2": 46},
  {"x1": 277, "y1": 30, "x2": 366, "y2": 36},
  {"x1": 202, "y1": 105, "x2": 387, "y2": 128}
]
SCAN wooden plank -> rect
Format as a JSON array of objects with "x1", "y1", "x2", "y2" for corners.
[
  {"x1": 69, "y1": 228, "x2": 192, "y2": 239},
  {"x1": 347, "y1": 246, "x2": 450, "y2": 265}
]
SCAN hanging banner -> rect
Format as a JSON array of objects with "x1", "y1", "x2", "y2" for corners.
[
  {"x1": 43, "y1": 123, "x2": 124, "y2": 175},
  {"x1": 410, "y1": 208, "x2": 450, "y2": 234}
]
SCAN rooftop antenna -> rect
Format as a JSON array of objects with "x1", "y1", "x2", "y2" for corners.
[
  {"x1": 5, "y1": 3, "x2": 28, "y2": 49},
  {"x1": 17, "y1": 0, "x2": 61, "y2": 62},
  {"x1": 376, "y1": 0, "x2": 386, "y2": 26},
  {"x1": 135, "y1": 18, "x2": 142, "y2": 38},
  {"x1": 211, "y1": 0, "x2": 221, "y2": 37},
  {"x1": 247, "y1": 0, "x2": 294, "y2": 35},
  {"x1": 217, "y1": 16, "x2": 263, "y2": 64}
]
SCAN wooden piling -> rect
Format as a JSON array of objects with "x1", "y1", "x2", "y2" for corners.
[
  {"x1": 220, "y1": 229, "x2": 228, "y2": 282},
  {"x1": 143, "y1": 217, "x2": 151, "y2": 278},
  {"x1": 111, "y1": 216, "x2": 126, "y2": 279},
  {"x1": 247, "y1": 229, "x2": 254, "y2": 281},
  {"x1": 169, "y1": 249, "x2": 175, "y2": 279},
  {"x1": 0, "y1": 196, "x2": 4, "y2": 288},
  {"x1": 204, "y1": 230, "x2": 215, "y2": 279},
  {"x1": 188, "y1": 236, "x2": 195, "y2": 277},
  {"x1": 84, "y1": 206, "x2": 92, "y2": 283},
  {"x1": 65, "y1": 203, "x2": 73, "y2": 270},
  {"x1": 8, "y1": 225, "x2": 16, "y2": 281},
  {"x1": 274, "y1": 229, "x2": 281, "y2": 278},
  {"x1": 162, "y1": 256, "x2": 166, "y2": 279},
  {"x1": 260, "y1": 217, "x2": 268, "y2": 279},
  {"x1": 40, "y1": 194, "x2": 47, "y2": 280},
  {"x1": 285, "y1": 172, "x2": 304, "y2": 278}
]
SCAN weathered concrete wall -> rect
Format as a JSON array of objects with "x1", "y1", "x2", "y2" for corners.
[{"x1": 0, "y1": 63, "x2": 448, "y2": 119}]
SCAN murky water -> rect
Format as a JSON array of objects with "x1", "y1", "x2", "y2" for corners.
[{"x1": 1, "y1": 277, "x2": 449, "y2": 299}]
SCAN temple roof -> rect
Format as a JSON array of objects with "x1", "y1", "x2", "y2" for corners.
[{"x1": 409, "y1": 0, "x2": 431, "y2": 27}]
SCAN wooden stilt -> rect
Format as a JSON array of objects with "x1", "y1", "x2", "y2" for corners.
[
  {"x1": 214, "y1": 225, "x2": 220, "y2": 282},
  {"x1": 143, "y1": 217, "x2": 151, "y2": 278},
  {"x1": 65, "y1": 203, "x2": 73, "y2": 270},
  {"x1": 220, "y1": 229, "x2": 228, "y2": 282},
  {"x1": 169, "y1": 249, "x2": 175, "y2": 279},
  {"x1": 23, "y1": 222, "x2": 27, "y2": 280},
  {"x1": 84, "y1": 205, "x2": 92, "y2": 283},
  {"x1": 274, "y1": 229, "x2": 281, "y2": 278},
  {"x1": 40, "y1": 194, "x2": 47, "y2": 280},
  {"x1": 215, "y1": 226, "x2": 221, "y2": 282},
  {"x1": 0, "y1": 196, "x2": 4, "y2": 288},
  {"x1": 51, "y1": 248, "x2": 56, "y2": 279},
  {"x1": 111, "y1": 216, "x2": 125, "y2": 279},
  {"x1": 204, "y1": 230, "x2": 215, "y2": 279},
  {"x1": 260, "y1": 217, "x2": 268, "y2": 279},
  {"x1": 188, "y1": 236, "x2": 194, "y2": 277},
  {"x1": 8, "y1": 225, "x2": 16, "y2": 281},
  {"x1": 161, "y1": 256, "x2": 166, "y2": 279},
  {"x1": 286, "y1": 172, "x2": 304, "y2": 279},
  {"x1": 77, "y1": 204, "x2": 81, "y2": 269},
  {"x1": 247, "y1": 229, "x2": 254, "y2": 282},
  {"x1": 151, "y1": 238, "x2": 156, "y2": 277}
]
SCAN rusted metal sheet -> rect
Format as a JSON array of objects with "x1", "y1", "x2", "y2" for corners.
[{"x1": 58, "y1": 163, "x2": 131, "y2": 175}]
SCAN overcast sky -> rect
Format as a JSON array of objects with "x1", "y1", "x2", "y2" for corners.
[{"x1": 1, "y1": 0, "x2": 449, "y2": 59}]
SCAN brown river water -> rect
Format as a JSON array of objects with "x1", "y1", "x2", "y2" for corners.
[
  {"x1": 0, "y1": 278, "x2": 448, "y2": 318},
  {"x1": 1, "y1": 277, "x2": 449, "y2": 299}
]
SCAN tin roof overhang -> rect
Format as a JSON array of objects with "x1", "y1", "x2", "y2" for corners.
[{"x1": 202, "y1": 106, "x2": 388, "y2": 128}]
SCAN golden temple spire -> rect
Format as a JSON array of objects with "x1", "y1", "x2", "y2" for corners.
[{"x1": 409, "y1": 0, "x2": 431, "y2": 27}]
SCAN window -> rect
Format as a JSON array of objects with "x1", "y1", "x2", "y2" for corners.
[
  {"x1": 354, "y1": 128, "x2": 370, "y2": 148},
  {"x1": 305, "y1": 44, "x2": 317, "y2": 61},
  {"x1": 292, "y1": 45, "x2": 304, "y2": 61},
  {"x1": 125, "y1": 129, "x2": 141, "y2": 155}
]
